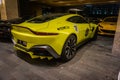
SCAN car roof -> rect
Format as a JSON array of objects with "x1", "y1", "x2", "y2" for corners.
[{"x1": 38, "y1": 13, "x2": 80, "y2": 17}]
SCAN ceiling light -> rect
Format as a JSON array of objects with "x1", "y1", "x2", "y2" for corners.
[
  {"x1": 66, "y1": 3, "x2": 71, "y2": 6},
  {"x1": 56, "y1": 1, "x2": 65, "y2": 3},
  {"x1": 84, "y1": 3, "x2": 92, "y2": 5},
  {"x1": 108, "y1": 1, "x2": 117, "y2": 3}
]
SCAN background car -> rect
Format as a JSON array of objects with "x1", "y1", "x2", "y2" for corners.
[
  {"x1": 11, "y1": 13, "x2": 98, "y2": 61},
  {"x1": 98, "y1": 16, "x2": 118, "y2": 36},
  {"x1": 0, "y1": 18, "x2": 29, "y2": 39},
  {"x1": 0, "y1": 20, "x2": 11, "y2": 38}
]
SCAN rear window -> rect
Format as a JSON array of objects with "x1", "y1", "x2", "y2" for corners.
[{"x1": 28, "y1": 13, "x2": 66, "y2": 23}]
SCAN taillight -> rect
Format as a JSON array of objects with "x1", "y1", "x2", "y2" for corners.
[
  {"x1": 31, "y1": 31, "x2": 59, "y2": 35},
  {"x1": 13, "y1": 26, "x2": 59, "y2": 36}
]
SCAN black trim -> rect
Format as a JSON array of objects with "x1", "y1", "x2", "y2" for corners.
[
  {"x1": 15, "y1": 44, "x2": 60, "y2": 58},
  {"x1": 30, "y1": 45, "x2": 60, "y2": 58},
  {"x1": 76, "y1": 38, "x2": 91, "y2": 48}
]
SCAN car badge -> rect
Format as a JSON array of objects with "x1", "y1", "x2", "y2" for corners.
[{"x1": 74, "y1": 25, "x2": 78, "y2": 32}]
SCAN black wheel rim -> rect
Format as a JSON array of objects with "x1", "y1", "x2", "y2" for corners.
[{"x1": 64, "y1": 36, "x2": 76, "y2": 59}]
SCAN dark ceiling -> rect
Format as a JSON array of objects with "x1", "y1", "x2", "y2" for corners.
[{"x1": 31, "y1": 0, "x2": 120, "y2": 6}]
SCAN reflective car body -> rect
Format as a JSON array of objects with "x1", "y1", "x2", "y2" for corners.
[
  {"x1": 98, "y1": 16, "x2": 117, "y2": 36},
  {"x1": 11, "y1": 13, "x2": 97, "y2": 61}
]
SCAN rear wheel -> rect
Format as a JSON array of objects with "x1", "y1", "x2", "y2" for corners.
[{"x1": 61, "y1": 35, "x2": 77, "y2": 62}]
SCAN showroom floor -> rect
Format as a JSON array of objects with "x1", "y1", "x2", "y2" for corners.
[{"x1": 0, "y1": 36, "x2": 120, "y2": 80}]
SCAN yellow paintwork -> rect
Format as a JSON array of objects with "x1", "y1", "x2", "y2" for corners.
[
  {"x1": 11, "y1": 14, "x2": 97, "y2": 59},
  {"x1": 98, "y1": 16, "x2": 117, "y2": 36}
]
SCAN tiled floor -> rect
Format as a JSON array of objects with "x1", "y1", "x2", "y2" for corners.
[{"x1": 0, "y1": 36, "x2": 120, "y2": 80}]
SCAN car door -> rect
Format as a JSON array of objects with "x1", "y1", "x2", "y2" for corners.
[
  {"x1": 67, "y1": 16, "x2": 91, "y2": 43},
  {"x1": 77, "y1": 16, "x2": 92, "y2": 41}
]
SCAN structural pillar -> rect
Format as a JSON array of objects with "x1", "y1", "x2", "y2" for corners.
[
  {"x1": 1, "y1": 0, "x2": 19, "y2": 20},
  {"x1": 112, "y1": 8, "x2": 120, "y2": 57},
  {"x1": 1, "y1": 0, "x2": 7, "y2": 20}
]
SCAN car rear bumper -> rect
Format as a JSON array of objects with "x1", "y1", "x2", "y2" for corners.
[{"x1": 14, "y1": 44, "x2": 60, "y2": 59}]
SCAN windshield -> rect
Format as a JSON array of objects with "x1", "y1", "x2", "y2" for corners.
[
  {"x1": 104, "y1": 17, "x2": 117, "y2": 22},
  {"x1": 28, "y1": 13, "x2": 66, "y2": 23}
]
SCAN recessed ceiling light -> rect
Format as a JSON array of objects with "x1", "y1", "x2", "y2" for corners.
[
  {"x1": 56, "y1": 1, "x2": 65, "y2": 3},
  {"x1": 84, "y1": 3, "x2": 92, "y2": 5},
  {"x1": 66, "y1": 3, "x2": 71, "y2": 5},
  {"x1": 108, "y1": 1, "x2": 117, "y2": 3}
]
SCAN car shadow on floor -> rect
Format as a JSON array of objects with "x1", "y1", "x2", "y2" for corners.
[
  {"x1": 0, "y1": 38, "x2": 12, "y2": 43},
  {"x1": 16, "y1": 51, "x2": 66, "y2": 67},
  {"x1": 15, "y1": 40, "x2": 93, "y2": 67},
  {"x1": 98, "y1": 34, "x2": 115, "y2": 38}
]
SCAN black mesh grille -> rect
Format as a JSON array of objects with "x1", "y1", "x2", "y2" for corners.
[{"x1": 30, "y1": 48, "x2": 52, "y2": 56}]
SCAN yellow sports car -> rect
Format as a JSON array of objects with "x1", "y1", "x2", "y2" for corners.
[
  {"x1": 11, "y1": 13, "x2": 97, "y2": 61},
  {"x1": 98, "y1": 16, "x2": 118, "y2": 36}
]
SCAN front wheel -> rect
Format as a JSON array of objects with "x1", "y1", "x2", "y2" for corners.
[{"x1": 61, "y1": 35, "x2": 77, "y2": 62}]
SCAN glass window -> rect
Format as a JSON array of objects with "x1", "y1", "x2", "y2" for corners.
[
  {"x1": 67, "y1": 16, "x2": 87, "y2": 23},
  {"x1": 28, "y1": 13, "x2": 66, "y2": 23}
]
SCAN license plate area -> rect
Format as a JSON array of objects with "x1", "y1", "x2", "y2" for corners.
[{"x1": 17, "y1": 39, "x2": 27, "y2": 47}]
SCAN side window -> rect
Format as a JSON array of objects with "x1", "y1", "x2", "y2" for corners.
[{"x1": 67, "y1": 16, "x2": 87, "y2": 23}]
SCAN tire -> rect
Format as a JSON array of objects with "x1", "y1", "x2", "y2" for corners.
[
  {"x1": 61, "y1": 35, "x2": 77, "y2": 62},
  {"x1": 92, "y1": 27, "x2": 98, "y2": 40}
]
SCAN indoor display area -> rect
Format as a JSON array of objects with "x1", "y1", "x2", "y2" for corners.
[{"x1": 0, "y1": 0, "x2": 120, "y2": 80}]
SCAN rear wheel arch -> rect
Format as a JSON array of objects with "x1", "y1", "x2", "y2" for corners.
[
  {"x1": 70, "y1": 33, "x2": 77, "y2": 41},
  {"x1": 62, "y1": 33, "x2": 77, "y2": 46},
  {"x1": 60, "y1": 34, "x2": 77, "y2": 62},
  {"x1": 64, "y1": 33, "x2": 77, "y2": 45}
]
